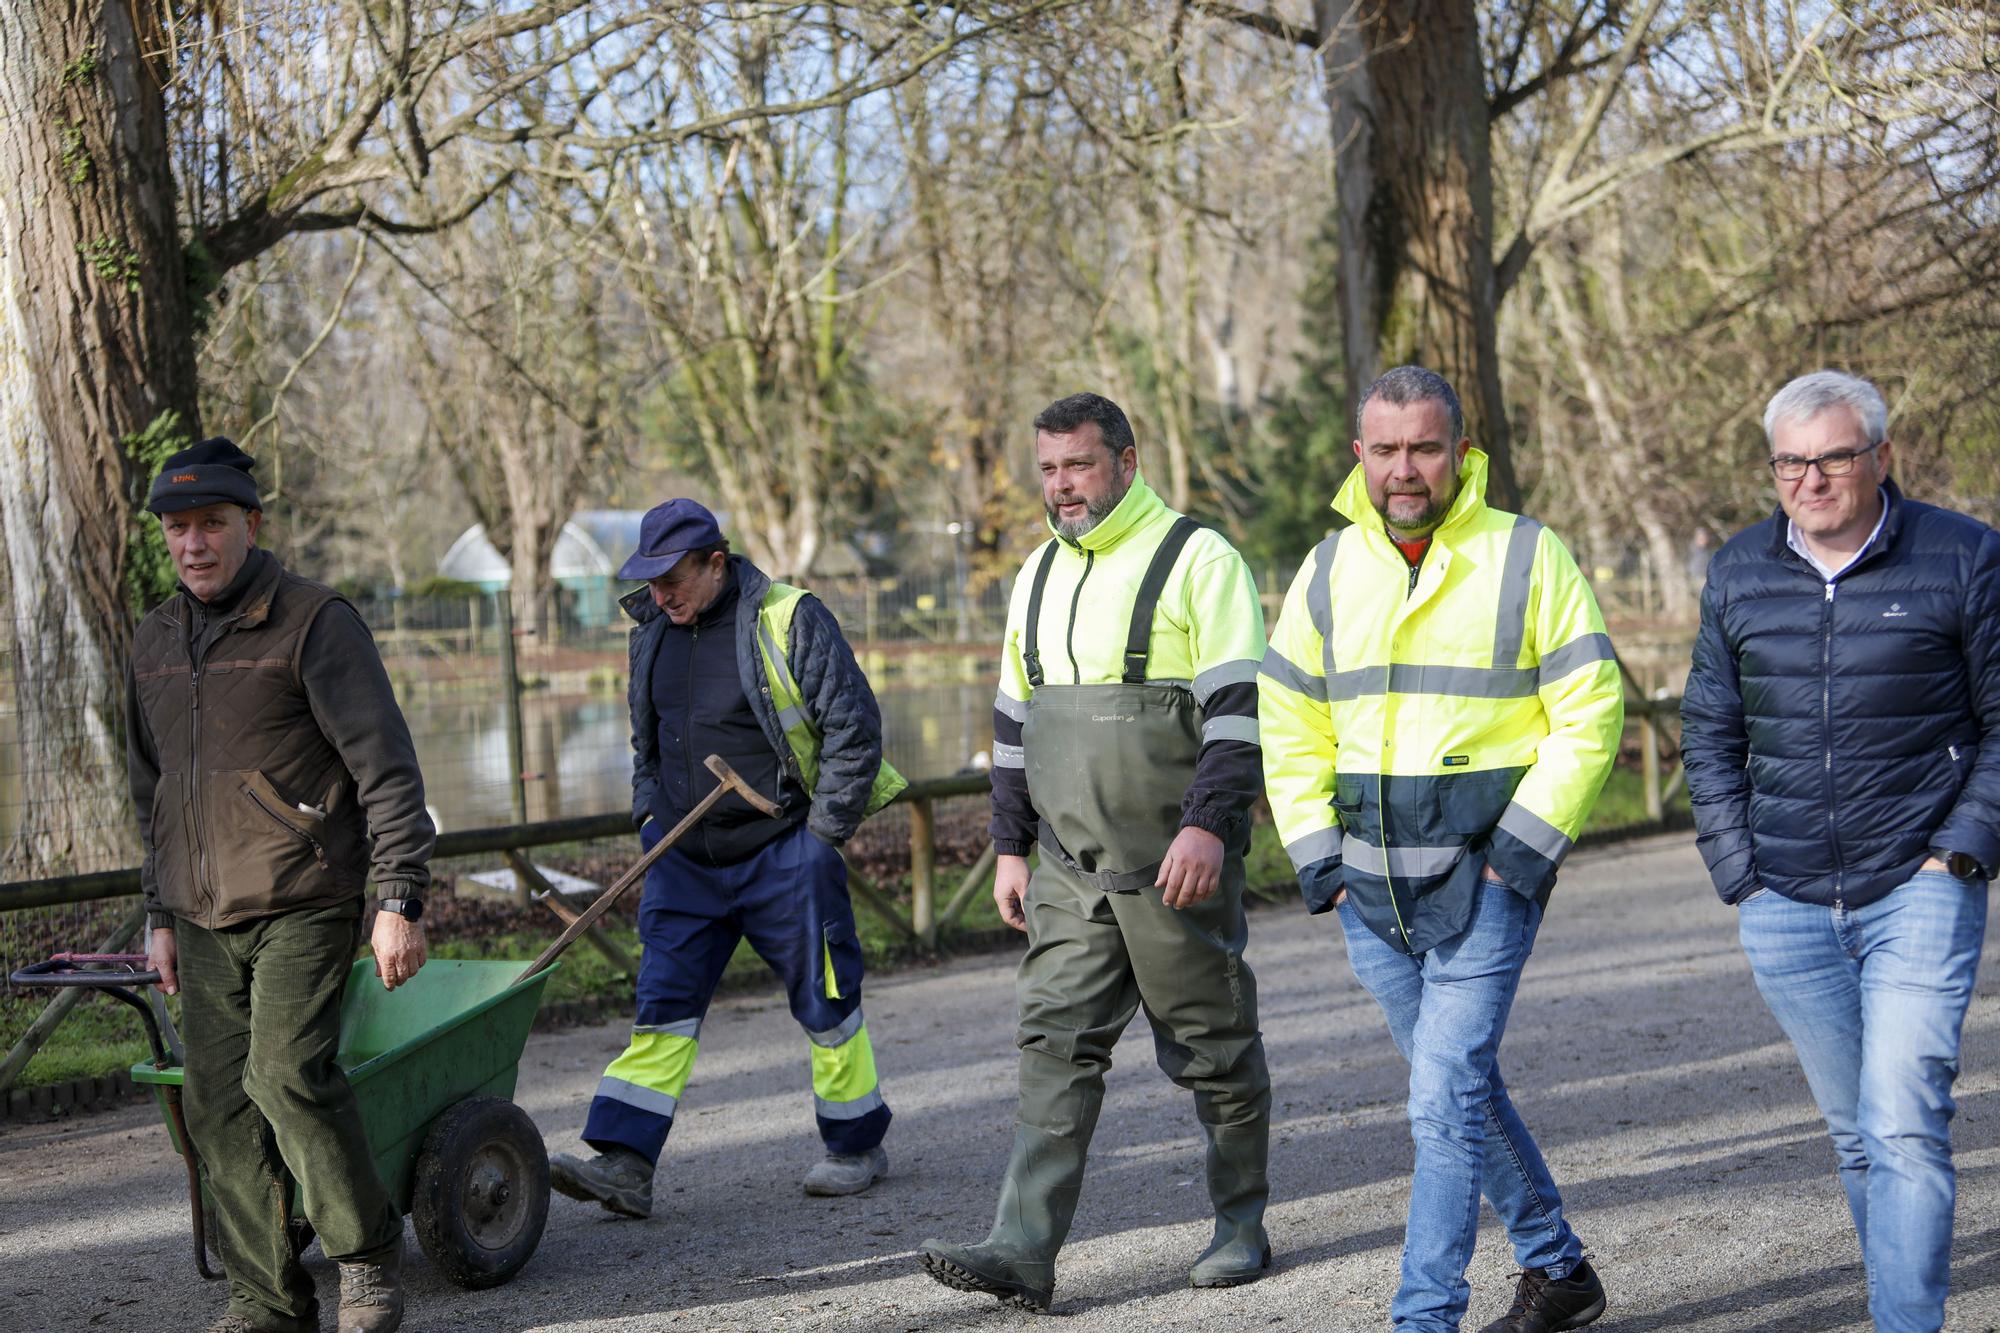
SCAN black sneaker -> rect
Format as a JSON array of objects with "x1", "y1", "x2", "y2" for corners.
[{"x1": 1479, "y1": 1258, "x2": 1606, "y2": 1333}]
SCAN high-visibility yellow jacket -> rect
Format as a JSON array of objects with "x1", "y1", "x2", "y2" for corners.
[
  {"x1": 1258, "y1": 449, "x2": 1623, "y2": 953},
  {"x1": 989, "y1": 476, "x2": 1268, "y2": 854}
]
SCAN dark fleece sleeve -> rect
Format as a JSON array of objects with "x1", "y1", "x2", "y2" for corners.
[
  {"x1": 300, "y1": 602, "x2": 436, "y2": 899},
  {"x1": 788, "y1": 594, "x2": 884, "y2": 845},
  {"x1": 1181, "y1": 680, "x2": 1263, "y2": 842},
  {"x1": 988, "y1": 697, "x2": 1036, "y2": 856}
]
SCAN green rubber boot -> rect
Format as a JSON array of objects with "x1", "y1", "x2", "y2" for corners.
[
  {"x1": 920, "y1": 1124, "x2": 1087, "y2": 1313},
  {"x1": 1189, "y1": 1116, "x2": 1271, "y2": 1288}
]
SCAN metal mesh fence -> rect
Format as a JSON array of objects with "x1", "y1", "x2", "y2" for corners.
[{"x1": 0, "y1": 558, "x2": 1693, "y2": 893}]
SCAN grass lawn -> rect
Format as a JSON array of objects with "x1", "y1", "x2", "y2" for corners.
[{"x1": 2, "y1": 762, "x2": 1684, "y2": 1095}]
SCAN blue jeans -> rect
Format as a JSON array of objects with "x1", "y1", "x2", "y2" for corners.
[
  {"x1": 1338, "y1": 882, "x2": 1584, "y2": 1332},
  {"x1": 1738, "y1": 869, "x2": 1987, "y2": 1333}
]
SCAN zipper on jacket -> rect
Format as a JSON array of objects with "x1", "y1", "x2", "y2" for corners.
[
  {"x1": 1820, "y1": 581, "x2": 1845, "y2": 906},
  {"x1": 1377, "y1": 769, "x2": 1413, "y2": 953},
  {"x1": 246, "y1": 786, "x2": 328, "y2": 868},
  {"x1": 189, "y1": 637, "x2": 213, "y2": 920},
  {"x1": 685, "y1": 623, "x2": 711, "y2": 862},
  {"x1": 1407, "y1": 562, "x2": 1420, "y2": 599},
  {"x1": 1064, "y1": 549, "x2": 1095, "y2": 684}
]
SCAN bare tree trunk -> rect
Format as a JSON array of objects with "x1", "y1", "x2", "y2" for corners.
[
  {"x1": 0, "y1": 2, "x2": 199, "y2": 873},
  {"x1": 1315, "y1": 0, "x2": 1517, "y2": 506}
]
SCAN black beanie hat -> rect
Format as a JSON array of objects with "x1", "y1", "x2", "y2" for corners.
[{"x1": 144, "y1": 436, "x2": 262, "y2": 514}]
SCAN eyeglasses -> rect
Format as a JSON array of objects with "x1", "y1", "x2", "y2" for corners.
[{"x1": 1769, "y1": 440, "x2": 1882, "y2": 481}]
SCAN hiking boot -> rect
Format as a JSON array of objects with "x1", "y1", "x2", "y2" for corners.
[
  {"x1": 1480, "y1": 1258, "x2": 1607, "y2": 1333},
  {"x1": 336, "y1": 1237, "x2": 405, "y2": 1333},
  {"x1": 803, "y1": 1145, "x2": 888, "y2": 1196},
  {"x1": 918, "y1": 1239, "x2": 1055, "y2": 1313},
  {"x1": 550, "y1": 1146, "x2": 654, "y2": 1219}
]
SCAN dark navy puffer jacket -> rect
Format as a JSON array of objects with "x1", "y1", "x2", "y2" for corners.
[
  {"x1": 624, "y1": 556, "x2": 887, "y2": 848},
  {"x1": 1683, "y1": 480, "x2": 2000, "y2": 907}
]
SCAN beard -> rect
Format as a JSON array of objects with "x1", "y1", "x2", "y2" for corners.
[
  {"x1": 1373, "y1": 483, "x2": 1455, "y2": 535},
  {"x1": 1048, "y1": 480, "x2": 1129, "y2": 541}
]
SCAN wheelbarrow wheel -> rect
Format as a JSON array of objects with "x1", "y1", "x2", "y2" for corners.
[{"x1": 410, "y1": 1096, "x2": 549, "y2": 1290}]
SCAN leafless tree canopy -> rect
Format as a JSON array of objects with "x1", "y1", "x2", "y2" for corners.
[{"x1": 2, "y1": 1, "x2": 1996, "y2": 871}]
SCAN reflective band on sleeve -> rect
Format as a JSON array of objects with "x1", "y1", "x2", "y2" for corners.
[
  {"x1": 631, "y1": 1018, "x2": 702, "y2": 1040},
  {"x1": 815, "y1": 1087, "x2": 888, "y2": 1121},
  {"x1": 1261, "y1": 648, "x2": 1328, "y2": 702},
  {"x1": 1491, "y1": 516, "x2": 1544, "y2": 669},
  {"x1": 1201, "y1": 715, "x2": 1260, "y2": 746},
  {"x1": 806, "y1": 1007, "x2": 867, "y2": 1048},
  {"x1": 994, "y1": 690, "x2": 1029, "y2": 724},
  {"x1": 1341, "y1": 835, "x2": 1468, "y2": 878},
  {"x1": 1193, "y1": 659, "x2": 1261, "y2": 704},
  {"x1": 1497, "y1": 801, "x2": 1574, "y2": 863},
  {"x1": 1537, "y1": 632, "x2": 1616, "y2": 685},
  {"x1": 1284, "y1": 825, "x2": 1345, "y2": 871},
  {"x1": 992, "y1": 741, "x2": 1026, "y2": 769}
]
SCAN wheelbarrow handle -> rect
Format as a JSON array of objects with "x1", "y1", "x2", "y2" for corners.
[
  {"x1": 10, "y1": 954, "x2": 171, "y2": 1068},
  {"x1": 10, "y1": 954, "x2": 162, "y2": 987}
]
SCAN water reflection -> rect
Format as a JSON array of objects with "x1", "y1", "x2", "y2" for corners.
[{"x1": 407, "y1": 680, "x2": 994, "y2": 833}]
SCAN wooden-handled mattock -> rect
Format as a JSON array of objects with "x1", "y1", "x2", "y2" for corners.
[{"x1": 514, "y1": 754, "x2": 783, "y2": 983}]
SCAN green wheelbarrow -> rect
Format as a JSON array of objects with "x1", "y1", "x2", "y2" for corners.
[{"x1": 13, "y1": 953, "x2": 559, "y2": 1290}]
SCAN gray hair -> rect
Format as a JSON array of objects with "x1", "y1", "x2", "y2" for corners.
[
  {"x1": 1762, "y1": 370, "x2": 1888, "y2": 447},
  {"x1": 1356, "y1": 365, "x2": 1465, "y2": 442}
]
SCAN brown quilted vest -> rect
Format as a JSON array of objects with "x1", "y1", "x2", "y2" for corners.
[{"x1": 131, "y1": 552, "x2": 373, "y2": 928}]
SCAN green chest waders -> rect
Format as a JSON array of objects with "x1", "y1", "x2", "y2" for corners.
[
  {"x1": 931, "y1": 517, "x2": 1271, "y2": 1299},
  {"x1": 1021, "y1": 518, "x2": 1213, "y2": 887}
]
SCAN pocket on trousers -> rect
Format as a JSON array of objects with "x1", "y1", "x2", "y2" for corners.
[{"x1": 820, "y1": 918, "x2": 864, "y2": 1001}]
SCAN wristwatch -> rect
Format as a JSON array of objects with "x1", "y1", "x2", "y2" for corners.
[
  {"x1": 1940, "y1": 851, "x2": 1988, "y2": 882},
  {"x1": 378, "y1": 896, "x2": 425, "y2": 922}
]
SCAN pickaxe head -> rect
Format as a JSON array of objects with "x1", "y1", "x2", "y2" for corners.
[{"x1": 703, "y1": 753, "x2": 785, "y2": 818}]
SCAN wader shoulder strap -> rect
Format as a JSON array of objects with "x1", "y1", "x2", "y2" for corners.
[
  {"x1": 1122, "y1": 516, "x2": 1203, "y2": 684},
  {"x1": 1021, "y1": 541, "x2": 1062, "y2": 689}
]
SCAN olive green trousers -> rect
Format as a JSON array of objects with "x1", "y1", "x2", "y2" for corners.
[{"x1": 177, "y1": 900, "x2": 399, "y2": 1329}]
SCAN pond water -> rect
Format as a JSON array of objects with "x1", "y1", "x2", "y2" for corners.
[{"x1": 406, "y1": 679, "x2": 995, "y2": 834}]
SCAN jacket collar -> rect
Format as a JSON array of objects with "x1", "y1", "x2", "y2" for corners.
[
  {"x1": 1764, "y1": 476, "x2": 1906, "y2": 563},
  {"x1": 1330, "y1": 446, "x2": 1492, "y2": 539},
  {"x1": 180, "y1": 547, "x2": 282, "y2": 630},
  {"x1": 1049, "y1": 474, "x2": 1168, "y2": 553}
]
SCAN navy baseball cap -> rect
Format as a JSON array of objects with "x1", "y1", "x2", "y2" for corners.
[{"x1": 618, "y1": 498, "x2": 724, "y2": 580}]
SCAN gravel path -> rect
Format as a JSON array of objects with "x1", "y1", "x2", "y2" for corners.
[{"x1": 6, "y1": 834, "x2": 2000, "y2": 1331}]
